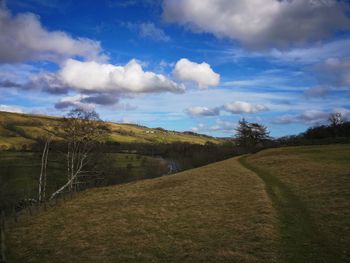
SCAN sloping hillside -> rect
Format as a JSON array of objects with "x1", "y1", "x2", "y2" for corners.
[
  {"x1": 0, "y1": 111, "x2": 221, "y2": 150},
  {"x1": 7, "y1": 157, "x2": 278, "y2": 263},
  {"x1": 242, "y1": 144, "x2": 350, "y2": 262},
  {"x1": 7, "y1": 144, "x2": 350, "y2": 262}
]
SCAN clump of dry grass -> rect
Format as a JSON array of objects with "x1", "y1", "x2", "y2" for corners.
[{"x1": 8, "y1": 157, "x2": 278, "y2": 263}]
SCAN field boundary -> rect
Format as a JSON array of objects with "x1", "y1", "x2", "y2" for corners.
[{"x1": 239, "y1": 155, "x2": 338, "y2": 263}]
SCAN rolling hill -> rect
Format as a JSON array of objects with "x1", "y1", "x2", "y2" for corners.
[
  {"x1": 7, "y1": 144, "x2": 350, "y2": 262},
  {"x1": 0, "y1": 111, "x2": 222, "y2": 150},
  {"x1": 7, "y1": 156, "x2": 278, "y2": 263}
]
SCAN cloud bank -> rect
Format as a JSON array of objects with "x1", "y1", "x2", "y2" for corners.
[
  {"x1": 163, "y1": 0, "x2": 350, "y2": 49},
  {"x1": 0, "y1": 7, "x2": 106, "y2": 63}
]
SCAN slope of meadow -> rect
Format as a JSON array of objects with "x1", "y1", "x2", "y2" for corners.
[
  {"x1": 242, "y1": 144, "x2": 350, "y2": 262},
  {"x1": 6, "y1": 144, "x2": 349, "y2": 262},
  {"x1": 7, "y1": 157, "x2": 278, "y2": 263},
  {"x1": 0, "y1": 111, "x2": 221, "y2": 150}
]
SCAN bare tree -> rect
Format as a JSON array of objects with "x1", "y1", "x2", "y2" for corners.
[
  {"x1": 50, "y1": 108, "x2": 108, "y2": 200},
  {"x1": 38, "y1": 136, "x2": 52, "y2": 203},
  {"x1": 328, "y1": 112, "x2": 346, "y2": 128}
]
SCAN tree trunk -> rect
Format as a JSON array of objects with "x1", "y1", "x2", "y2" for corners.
[{"x1": 38, "y1": 141, "x2": 48, "y2": 203}]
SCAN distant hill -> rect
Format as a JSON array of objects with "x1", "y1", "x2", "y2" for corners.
[{"x1": 0, "y1": 111, "x2": 222, "y2": 150}]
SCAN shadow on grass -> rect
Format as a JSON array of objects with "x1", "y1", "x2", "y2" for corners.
[{"x1": 239, "y1": 155, "x2": 339, "y2": 263}]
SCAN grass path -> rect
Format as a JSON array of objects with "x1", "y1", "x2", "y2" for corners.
[{"x1": 239, "y1": 155, "x2": 339, "y2": 263}]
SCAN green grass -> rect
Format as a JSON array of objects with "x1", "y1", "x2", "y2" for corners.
[
  {"x1": 0, "y1": 152, "x2": 66, "y2": 208},
  {"x1": 7, "y1": 157, "x2": 278, "y2": 263},
  {"x1": 0, "y1": 152, "x2": 168, "y2": 210}
]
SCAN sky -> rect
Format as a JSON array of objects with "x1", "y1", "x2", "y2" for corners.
[{"x1": 0, "y1": 0, "x2": 350, "y2": 137}]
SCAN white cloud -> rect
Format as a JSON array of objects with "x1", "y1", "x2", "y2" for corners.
[
  {"x1": 163, "y1": 0, "x2": 350, "y2": 49},
  {"x1": 54, "y1": 95, "x2": 95, "y2": 111},
  {"x1": 318, "y1": 58, "x2": 350, "y2": 87},
  {"x1": 269, "y1": 38, "x2": 350, "y2": 64},
  {"x1": 186, "y1": 106, "x2": 220, "y2": 117},
  {"x1": 275, "y1": 110, "x2": 328, "y2": 124},
  {"x1": 208, "y1": 120, "x2": 236, "y2": 132},
  {"x1": 173, "y1": 58, "x2": 220, "y2": 88},
  {"x1": 185, "y1": 100, "x2": 269, "y2": 118},
  {"x1": 224, "y1": 101, "x2": 269, "y2": 114},
  {"x1": 0, "y1": 104, "x2": 24, "y2": 113},
  {"x1": 273, "y1": 109, "x2": 350, "y2": 125},
  {"x1": 139, "y1": 22, "x2": 170, "y2": 42},
  {"x1": 123, "y1": 21, "x2": 170, "y2": 42},
  {"x1": 37, "y1": 58, "x2": 185, "y2": 95},
  {"x1": 0, "y1": 7, "x2": 106, "y2": 63},
  {"x1": 192, "y1": 120, "x2": 237, "y2": 133}
]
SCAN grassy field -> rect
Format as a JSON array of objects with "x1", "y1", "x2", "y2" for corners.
[
  {"x1": 0, "y1": 111, "x2": 221, "y2": 150},
  {"x1": 6, "y1": 144, "x2": 350, "y2": 262},
  {"x1": 241, "y1": 144, "x2": 350, "y2": 262},
  {"x1": 7, "y1": 157, "x2": 278, "y2": 263},
  {"x1": 0, "y1": 152, "x2": 66, "y2": 208}
]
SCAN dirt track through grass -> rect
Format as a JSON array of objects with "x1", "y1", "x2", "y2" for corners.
[{"x1": 239, "y1": 155, "x2": 339, "y2": 263}]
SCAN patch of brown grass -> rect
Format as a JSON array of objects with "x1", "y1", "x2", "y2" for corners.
[
  {"x1": 8, "y1": 158, "x2": 278, "y2": 262},
  {"x1": 247, "y1": 144, "x2": 350, "y2": 261}
]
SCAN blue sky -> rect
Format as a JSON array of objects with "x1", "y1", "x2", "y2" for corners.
[{"x1": 0, "y1": 0, "x2": 350, "y2": 137}]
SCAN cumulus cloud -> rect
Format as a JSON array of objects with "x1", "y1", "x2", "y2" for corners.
[
  {"x1": 27, "y1": 72, "x2": 69, "y2": 94},
  {"x1": 163, "y1": 0, "x2": 350, "y2": 49},
  {"x1": 1, "y1": 58, "x2": 186, "y2": 97},
  {"x1": 58, "y1": 59, "x2": 185, "y2": 94},
  {"x1": 0, "y1": 7, "x2": 106, "y2": 63},
  {"x1": 186, "y1": 106, "x2": 220, "y2": 117},
  {"x1": 224, "y1": 101, "x2": 269, "y2": 114},
  {"x1": 186, "y1": 101, "x2": 269, "y2": 117},
  {"x1": 54, "y1": 95, "x2": 95, "y2": 111},
  {"x1": 173, "y1": 58, "x2": 220, "y2": 88},
  {"x1": 0, "y1": 104, "x2": 24, "y2": 113}
]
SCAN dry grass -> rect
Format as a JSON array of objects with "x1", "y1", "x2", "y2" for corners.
[
  {"x1": 7, "y1": 157, "x2": 278, "y2": 263},
  {"x1": 245, "y1": 144, "x2": 350, "y2": 262},
  {"x1": 0, "y1": 111, "x2": 221, "y2": 147}
]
